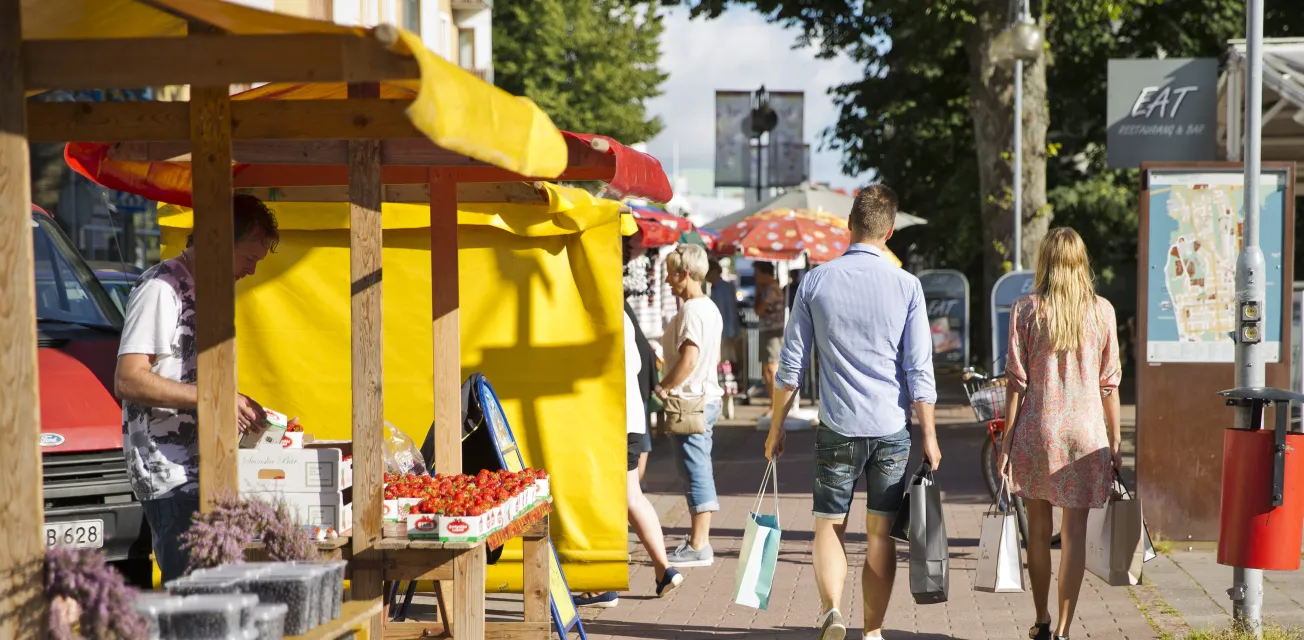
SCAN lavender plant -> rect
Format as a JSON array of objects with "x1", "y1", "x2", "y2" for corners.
[
  {"x1": 44, "y1": 546, "x2": 148, "y2": 640},
  {"x1": 181, "y1": 493, "x2": 317, "y2": 573}
]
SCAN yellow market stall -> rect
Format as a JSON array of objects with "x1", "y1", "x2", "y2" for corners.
[
  {"x1": 152, "y1": 185, "x2": 633, "y2": 592},
  {"x1": 8, "y1": 0, "x2": 672, "y2": 636}
]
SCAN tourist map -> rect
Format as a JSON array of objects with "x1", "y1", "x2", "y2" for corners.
[{"x1": 1145, "y1": 170, "x2": 1286, "y2": 363}]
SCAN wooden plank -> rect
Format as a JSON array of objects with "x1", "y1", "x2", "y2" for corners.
[
  {"x1": 378, "y1": 550, "x2": 457, "y2": 581},
  {"x1": 383, "y1": 622, "x2": 549, "y2": 640},
  {"x1": 347, "y1": 81, "x2": 385, "y2": 640},
  {"x1": 0, "y1": 0, "x2": 46, "y2": 636},
  {"x1": 429, "y1": 169, "x2": 461, "y2": 476},
  {"x1": 286, "y1": 598, "x2": 382, "y2": 640},
  {"x1": 191, "y1": 84, "x2": 240, "y2": 511},
  {"x1": 23, "y1": 33, "x2": 419, "y2": 91},
  {"x1": 233, "y1": 164, "x2": 607, "y2": 188},
  {"x1": 235, "y1": 182, "x2": 547, "y2": 204},
  {"x1": 106, "y1": 134, "x2": 615, "y2": 174},
  {"x1": 27, "y1": 99, "x2": 421, "y2": 143},
  {"x1": 452, "y1": 544, "x2": 487, "y2": 640}
]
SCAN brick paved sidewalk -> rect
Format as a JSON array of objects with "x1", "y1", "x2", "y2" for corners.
[{"x1": 579, "y1": 403, "x2": 1157, "y2": 640}]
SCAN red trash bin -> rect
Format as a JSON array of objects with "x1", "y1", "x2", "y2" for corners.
[{"x1": 1217, "y1": 428, "x2": 1304, "y2": 570}]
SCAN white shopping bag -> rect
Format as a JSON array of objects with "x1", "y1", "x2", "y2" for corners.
[
  {"x1": 974, "y1": 485, "x2": 1025, "y2": 593},
  {"x1": 1086, "y1": 477, "x2": 1148, "y2": 586}
]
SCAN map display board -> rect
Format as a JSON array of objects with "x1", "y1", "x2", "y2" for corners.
[
  {"x1": 991, "y1": 271, "x2": 1034, "y2": 374},
  {"x1": 1144, "y1": 168, "x2": 1288, "y2": 363}
]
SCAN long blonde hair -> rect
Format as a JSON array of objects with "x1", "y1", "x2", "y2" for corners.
[{"x1": 1033, "y1": 228, "x2": 1099, "y2": 352}]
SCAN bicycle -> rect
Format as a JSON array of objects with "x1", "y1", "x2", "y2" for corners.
[{"x1": 962, "y1": 367, "x2": 1061, "y2": 548}]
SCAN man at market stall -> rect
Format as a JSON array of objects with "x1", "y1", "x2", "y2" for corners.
[{"x1": 114, "y1": 194, "x2": 280, "y2": 582}]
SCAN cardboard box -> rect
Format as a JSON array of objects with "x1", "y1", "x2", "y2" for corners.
[
  {"x1": 245, "y1": 490, "x2": 352, "y2": 532},
  {"x1": 282, "y1": 432, "x2": 304, "y2": 449},
  {"x1": 240, "y1": 448, "x2": 350, "y2": 493},
  {"x1": 383, "y1": 498, "x2": 424, "y2": 523},
  {"x1": 239, "y1": 409, "x2": 290, "y2": 450}
]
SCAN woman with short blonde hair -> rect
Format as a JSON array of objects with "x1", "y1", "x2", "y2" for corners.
[{"x1": 1000, "y1": 228, "x2": 1122, "y2": 640}]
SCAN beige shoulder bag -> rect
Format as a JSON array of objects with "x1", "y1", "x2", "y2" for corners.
[{"x1": 663, "y1": 394, "x2": 707, "y2": 435}]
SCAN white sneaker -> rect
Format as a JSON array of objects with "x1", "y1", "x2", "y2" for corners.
[{"x1": 817, "y1": 608, "x2": 846, "y2": 640}]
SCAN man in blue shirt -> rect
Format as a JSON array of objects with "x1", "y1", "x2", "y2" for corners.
[{"x1": 765, "y1": 184, "x2": 940, "y2": 640}]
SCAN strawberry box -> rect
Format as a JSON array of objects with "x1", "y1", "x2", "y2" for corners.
[{"x1": 383, "y1": 498, "x2": 424, "y2": 523}]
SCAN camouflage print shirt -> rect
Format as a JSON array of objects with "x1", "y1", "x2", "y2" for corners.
[{"x1": 119, "y1": 254, "x2": 199, "y2": 501}]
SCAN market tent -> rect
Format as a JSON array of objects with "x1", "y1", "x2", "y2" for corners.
[
  {"x1": 704, "y1": 182, "x2": 928, "y2": 232},
  {"x1": 154, "y1": 183, "x2": 630, "y2": 591},
  {"x1": 1222, "y1": 38, "x2": 1304, "y2": 191}
]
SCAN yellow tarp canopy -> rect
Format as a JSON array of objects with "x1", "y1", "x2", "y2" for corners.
[
  {"x1": 21, "y1": 0, "x2": 568, "y2": 179},
  {"x1": 158, "y1": 183, "x2": 629, "y2": 591}
]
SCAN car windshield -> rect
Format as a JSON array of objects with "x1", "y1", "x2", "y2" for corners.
[{"x1": 31, "y1": 213, "x2": 122, "y2": 330}]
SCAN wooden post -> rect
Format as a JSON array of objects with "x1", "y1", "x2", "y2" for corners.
[
  {"x1": 348, "y1": 82, "x2": 385, "y2": 639},
  {"x1": 522, "y1": 521, "x2": 550, "y2": 624},
  {"x1": 429, "y1": 169, "x2": 461, "y2": 475},
  {"x1": 0, "y1": 0, "x2": 48, "y2": 635},
  {"x1": 454, "y1": 544, "x2": 488, "y2": 639},
  {"x1": 429, "y1": 168, "x2": 464, "y2": 633},
  {"x1": 192, "y1": 80, "x2": 240, "y2": 511}
]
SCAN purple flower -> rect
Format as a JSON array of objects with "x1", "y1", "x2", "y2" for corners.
[
  {"x1": 181, "y1": 493, "x2": 317, "y2": 573},
  {"x1": 44, "y1": 546, "x2": 148, "y2": 639}
]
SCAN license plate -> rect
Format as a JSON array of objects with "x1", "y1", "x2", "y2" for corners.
[{"x1": 45, "y1": 519, "x2": 105, "y2": 550}]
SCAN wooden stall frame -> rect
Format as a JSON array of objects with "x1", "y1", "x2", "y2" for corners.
[{"x1": 10, "y1": 5, "x2": 643, "y2": 639}]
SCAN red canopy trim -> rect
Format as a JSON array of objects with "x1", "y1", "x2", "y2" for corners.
[{"x1": 562, "y1": 133, "x2": 673, "y2": 204}]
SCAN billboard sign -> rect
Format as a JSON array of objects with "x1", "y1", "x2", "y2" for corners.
[{"x1": 1107, "y1": 58, "x2": 1218, "y2": 169}]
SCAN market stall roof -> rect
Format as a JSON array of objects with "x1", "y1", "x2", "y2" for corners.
[
  {"x1": 1222, "y1": 38, "x2": 1304, "y2": 189},
  {"x1": 703, "y1": 182, "x2": 928, "y2": 233},
  {"x1": 58, "y1": 81, "x2": 672, "y2": 206},
  {"x1": 23, "y1": 0, "x2": 569, "y2": 180},
  {"x1": 626, "y1": 205, "x2": 695, "y2": 247}
]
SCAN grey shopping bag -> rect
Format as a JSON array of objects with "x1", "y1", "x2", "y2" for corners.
[
  {"x1": 733, "y1": 460, "x2": 781, "y2": 609},
  {"x1": 903, "y1": 464, "x2": 949, "y2": 604},
  {"x1": 1086, "y1": 477, "x2": 1150, "y2": 586}
]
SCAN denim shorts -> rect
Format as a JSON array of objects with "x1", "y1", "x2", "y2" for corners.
[
  {"x1": 671, "y1": 398, "x2": 723, "y2": 514},
  {"x1": 812, "y1": 425, "x2": 911, "y2": 519}
]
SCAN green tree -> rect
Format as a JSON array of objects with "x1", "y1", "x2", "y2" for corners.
[
  {"x1": 493, "y1": 0, "x2": 668, "y2": 145},
  {"x1": 674, "y1": 0, "x2": 1304, "y2": 365}
]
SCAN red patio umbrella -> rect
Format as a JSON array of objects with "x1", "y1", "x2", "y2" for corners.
[{"x1": 714, "y1": 209, "x2": 853, "y2": 263}]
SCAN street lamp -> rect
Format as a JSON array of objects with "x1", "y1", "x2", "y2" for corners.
[
  {"x1": 750, "y1": 85, "x2": 778, "y2": 203},
  {"x1": 996, "y1": 1, "x2": 1044, "y2": 271}
]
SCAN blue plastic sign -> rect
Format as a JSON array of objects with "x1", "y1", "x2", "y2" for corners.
[
  {"x1": 919, "y1": 270, "x2": 970, "y2": 368},
  {"x1": 991, "y1": 271, "x2": 1035, "y2": 374}
]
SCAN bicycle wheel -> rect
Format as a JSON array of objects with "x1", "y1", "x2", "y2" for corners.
[{"x1": 980, "y1": 436, "x2": 1001, "y2": 501}]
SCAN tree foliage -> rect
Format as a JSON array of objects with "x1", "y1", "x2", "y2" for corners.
[
  {"x1": 492, "y1": 0, "x2": 668, "y2": 145},
  {"x1": 673, "y1": 0, "x2": 1304, "y2": 365}
]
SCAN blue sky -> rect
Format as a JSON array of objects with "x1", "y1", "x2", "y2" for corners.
[{"x1": 644, "y1": 6, "x2": 872, "y2": 193}]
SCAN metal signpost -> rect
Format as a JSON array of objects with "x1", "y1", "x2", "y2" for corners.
[{"x1": 1231, "y1": 0, "x2": 1266, "y2": 634}]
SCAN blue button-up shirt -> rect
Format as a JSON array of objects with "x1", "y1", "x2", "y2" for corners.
[{"x1": 776, "y1": 244, "x2": 937, "y2": 437}]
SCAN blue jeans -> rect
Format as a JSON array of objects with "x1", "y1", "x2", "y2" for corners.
[
  {"x1": 812, "y1": 425, "x2": 911, "y2": 519},
  {"x1": 671, "y1": 399, "x2": 722, "y2": 514},
  {"x1": 142, "y1": 491, "x2": 200, "y2": 583}
]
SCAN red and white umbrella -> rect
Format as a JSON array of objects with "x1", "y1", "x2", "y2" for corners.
[{"x1": 715, "y1": 209, "x2": 855, "y2": 263}]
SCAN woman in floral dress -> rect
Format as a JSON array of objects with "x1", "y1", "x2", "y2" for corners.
[{"x1": 998, "y1": 228, "x2": 1122, "y2": 640}]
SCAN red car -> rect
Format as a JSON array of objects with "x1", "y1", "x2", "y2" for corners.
[{"x1": 31, "y1": 204, "x2": 152, "y2": 586}]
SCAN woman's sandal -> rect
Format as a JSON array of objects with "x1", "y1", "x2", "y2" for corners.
[{"x1": 1028, "y1": 622, "x2": 1052, "y2": 640}]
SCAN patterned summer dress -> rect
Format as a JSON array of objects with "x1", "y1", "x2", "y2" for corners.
[{"x1": 1005, "y1": 294, "x2": 1122, "y2": 509}]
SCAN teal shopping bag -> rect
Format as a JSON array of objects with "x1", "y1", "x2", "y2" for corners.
[{"x1": 734, "y1": 460, "x2": 782, "y2": 609}]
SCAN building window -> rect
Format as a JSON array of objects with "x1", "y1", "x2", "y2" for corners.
[
  {"x1": 458, "y1": 28, "x2": 475, "y2": 69},
  {"x1": 440, "y1": 13, "x2": 453, "y2": 58},
  {"x1": 403, "y1": 0, "x2": 421, "y2": 34}
]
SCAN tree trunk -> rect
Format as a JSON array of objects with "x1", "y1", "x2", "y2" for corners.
[{"x1": 965, "y1": 3, "x2": 1050, "y2": 365}]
